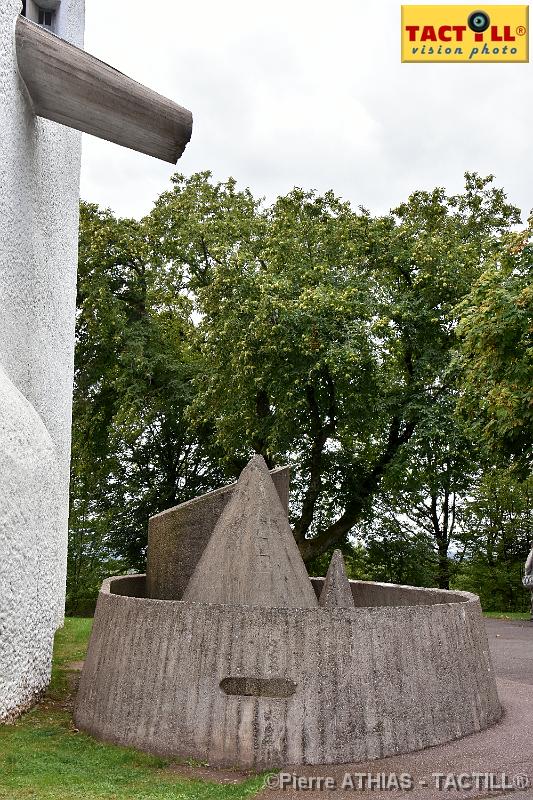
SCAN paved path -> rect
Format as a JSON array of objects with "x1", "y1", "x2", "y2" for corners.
[
  {"x1": 485, "y1": 619, "x2": 533, "y2": 686},
  {"x1": 257, "y1": 618, "x2": 533, "y2": 800}
]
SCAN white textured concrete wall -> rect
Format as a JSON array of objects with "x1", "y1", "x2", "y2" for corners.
[{"x1": 0, "y1": 0, "x2": 85, "y2": 722}]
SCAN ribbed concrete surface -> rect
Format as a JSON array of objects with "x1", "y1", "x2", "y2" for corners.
[
  {"x1": 318, "y1": 550, "x2": 355, "y2": 609},
  {"x1": 75, "y1": 577, "x2": 500, "y2": 769},
  {"x1": 257, "y1": 619, "x2": 533, "y2": 800},
  {"x1": 183, "y1": 457, "x2": 317, "y2": 609},
  {"x1": 146, "y1": 466, "x2": 290, "y2": 601}
]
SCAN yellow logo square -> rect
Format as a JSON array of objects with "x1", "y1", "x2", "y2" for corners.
[{"x1": 401, "y1": 5, "x2": 529, "y2": 62}]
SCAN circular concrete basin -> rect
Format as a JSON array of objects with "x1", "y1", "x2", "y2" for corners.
[{"x1": 74, "y1": 575, "x2": 500, "y2": 769}]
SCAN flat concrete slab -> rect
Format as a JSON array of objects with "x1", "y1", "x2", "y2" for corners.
[{"x1": 257, "y1": 618, "x2": 533, "y2": 800}]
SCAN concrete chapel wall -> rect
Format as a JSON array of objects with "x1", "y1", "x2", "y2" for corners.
[{"x1": 0, "y1": 0, "x2": 85, "y2": 722}]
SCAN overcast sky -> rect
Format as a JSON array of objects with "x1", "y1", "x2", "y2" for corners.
[{"x1": 80, "y1": 1, "x2": 532, "y2": 222}]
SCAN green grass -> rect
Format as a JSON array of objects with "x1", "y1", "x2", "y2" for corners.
[
  {"x1": 483, "y1": 611, "x2": 530, "y2": 620},
  {"x1": 47, "y1": 617, "x2": 93, "y2": 700},
  {"x1": 0, "y1": 619, "x2": 265, "y2": 800}
]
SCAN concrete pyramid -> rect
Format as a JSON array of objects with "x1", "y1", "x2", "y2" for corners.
[
  {"x1": 319, "y1": 549, "x2": 355, "y2": 609},
  {"x1": 182, "y1": 455, "x2": 318, "y2": 608}
]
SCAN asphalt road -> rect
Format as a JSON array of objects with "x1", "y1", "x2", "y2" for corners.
[
  {"x1": 485, "y1": 618, "x2": 533, "y2": 686},
  {"x1": 257, "y1": 617, "x2": 533, "y2": 800}
]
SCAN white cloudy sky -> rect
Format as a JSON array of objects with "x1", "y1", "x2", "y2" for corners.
[{"x1": 80, "y1": 1, "x2": 532, "y2": 222}]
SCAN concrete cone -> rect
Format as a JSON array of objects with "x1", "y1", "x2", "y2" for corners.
[
  {"x1": 319, "y1": 549, "x2": 355, "y2": 609},
  {"x1": 182, "y1": 455, "x2": 317, "y2": 608}
]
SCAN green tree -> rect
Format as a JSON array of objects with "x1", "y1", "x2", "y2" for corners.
[
  {"x1": 455, "y1": 219, "x2": 533, "y2": 471},
  {"x1": 454, "y1": 470, "x2": 532, "y2": 611},
  {"x1": 362, "y1": 526, "x2": 438, "y2": 587},
  {"x1": 364, "y1": 397, "x2": 477, "y2": 589},
  {"x1": 70, "y1": 203, "x2": 222, "y2": 601},
  {"x1": 150, "y1": 171, "x2": 520, "y2": 562},
  {"x1": 72, "y1": 173, "x2": 524, "y2": 597}
]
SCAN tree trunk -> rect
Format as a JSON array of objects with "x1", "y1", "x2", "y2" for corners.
[
  {"x1": 437, "y1": 538, "x2": 450, "y2": 590},
  {"x1": 299, "y1": 416, "x2": 416, "y2": 562}
]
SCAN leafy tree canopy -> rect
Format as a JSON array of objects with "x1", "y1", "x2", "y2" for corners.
[
  {"x1": 147, "y1": 171, "x2": 520, "y2": 561},
  {"x1": 455, "y1": 219, "x2": 533, "y2": 472},
  {"x1": 71, "y1": 171, "x2": 525, "y2": 612},
  {"x1": 72, "y1": 202, "x2": 223, "y2": 572}
]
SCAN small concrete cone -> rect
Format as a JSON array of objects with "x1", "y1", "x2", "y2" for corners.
[
  {"x1": 183, "y1": 455, "x2": 318, "y2": 608},
  {"x1": 319, "y1": 549, "x2": 355, "y2": 609}
]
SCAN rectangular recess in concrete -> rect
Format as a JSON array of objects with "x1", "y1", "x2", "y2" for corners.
[{"x1": 219, "y1": 677, "x2": 297, "y2": 698}]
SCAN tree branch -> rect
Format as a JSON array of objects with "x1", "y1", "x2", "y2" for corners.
[
  {"x1": 300, "y1": 414, "x2": 416, "y2": 560},
  {"x1": 293, "y1": 371, "x2": 338, "y2": 544}
]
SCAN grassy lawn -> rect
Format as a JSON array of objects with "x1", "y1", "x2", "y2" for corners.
[
  {"x1": 0, "y1": 618, "x2": 265, "y2": 800},
  {"x1": 483, "y1": 611, "x2": 530, "y2": 620}
]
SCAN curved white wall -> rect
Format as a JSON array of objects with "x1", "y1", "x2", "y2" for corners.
[
  {"x1": 0, "y1": 368, "x2": 62, "y2": 719},
  {"x1": 0, "y1": 0, "x2": 85, "y2": 721}
]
